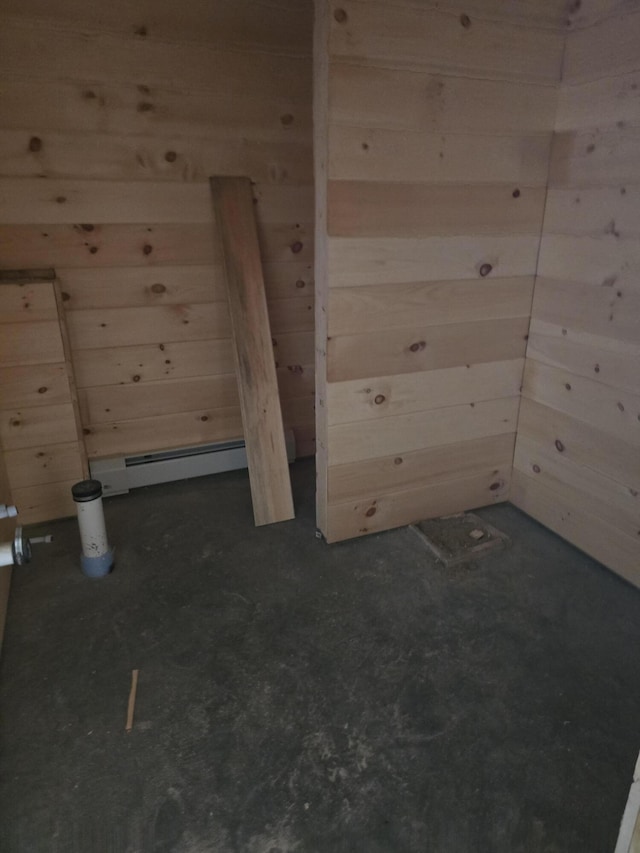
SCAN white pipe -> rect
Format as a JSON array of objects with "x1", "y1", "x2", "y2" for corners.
[
  {"x1": 72, "y1": 480, "x2": 114, "y2": 578},
  {"x1": 0, "y1": 504, "x2": 17, "y2": 520}
]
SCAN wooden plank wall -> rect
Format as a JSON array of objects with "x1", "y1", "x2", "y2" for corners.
[
  {"x1": 0, "y1": 281, "x2": 88, "y2": 524},
  {"x1": 513, "y1": 0, "x2": 640, "y2": 586},
  {"x1": 0, "y1": 0, "x2": 316, "y2": 466},
  {"x1": 314, "y1": 0, "x2": 567, "y2": 542}
]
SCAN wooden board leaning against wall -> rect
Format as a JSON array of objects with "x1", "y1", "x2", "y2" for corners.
[
  {"x1": 0, "y1": 0, "x2": 316, "y2": 504},
  {"x1": 512, "y1": 0, "x2": 640, "y2": 587},
  {"x1": 314, "y1": 0, "x2": 566, "y2": 542}
]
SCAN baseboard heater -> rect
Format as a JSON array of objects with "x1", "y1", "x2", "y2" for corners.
[{"x1": 90, "y1": 430, "x2": 296, "y2": 498}]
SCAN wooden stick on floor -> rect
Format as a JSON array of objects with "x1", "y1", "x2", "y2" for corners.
[
  {"x1": 210, "y1": 176, "x2": 294, "y2": 526},
  {"x1": 125, "y1": 669, "x2": 139, "y2": 733}
]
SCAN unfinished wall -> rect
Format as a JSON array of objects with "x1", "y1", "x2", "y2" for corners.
[
  {"x1": 314, "y1": 0, "x2": 566, "y2": 542},
  {"x1": 0, "y1": 279, "x2": 88, "y2": 523},
  {"x1": 513, "y1": 1, "x2": 640, "y2": 586},
  {"x1": 0, "y1": 0, "x2": 315, "y2": 476}
]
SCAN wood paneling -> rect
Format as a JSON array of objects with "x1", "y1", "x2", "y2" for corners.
[
  {"x1": 327, "y1": 0, "x2": 564, "y2": 83},
  {"x1": 327, "y1": 360, "x2": 523, "y2": 425},
  {"x1": 327, "y1": 277, "x2": 534, "y2": 335},
  {"x1": 327, "y1": 182, "x2": 546, "y2": 237},
  {"x1": 329, "y1": 63, "x2": 559, "y2": 135},
  {"x1": 326, "y1": 466, "x2": 510, "y2": 543},
  {"x1": 327, "y1": 235, "x2": 541, "y2": 287},
  {"x1": 328, "y1": 127, "x2": 552, "y2": 185},
  {"x1": 327, "y1": 317, "x2": 530, "y2": 383},
  {"x1": 514, "y1": 5, "x2": 640, "y2": 584},
  {"x1": 0, "y1": 281, "x2": 87, "y2": 523},
  {"x1": 314, "y1": 0, "x2": 562, "y2": 541},
  {"x1": 328, "y1": 397, "x2": 519, "y2": 467},
  {"x1": 329, "y1": 433, "x2": 515, "y2": 504},
  {"x1": 0, "y1": 0, "x2": 315, "y2": 472}
]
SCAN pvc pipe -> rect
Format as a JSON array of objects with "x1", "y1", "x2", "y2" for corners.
[
  {"x1": 0, "y1": 504, "x2": 17, "y2": 520},
  {"x1": 72, "y1": 480, "x2": 114, "y2": 578}
]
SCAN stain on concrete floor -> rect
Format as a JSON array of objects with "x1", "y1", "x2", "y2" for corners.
[{"x1": 1, "y1": 459, "x2": 639, "y2": 852}]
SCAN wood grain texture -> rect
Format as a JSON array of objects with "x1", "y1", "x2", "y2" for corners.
[
  {"x1": 327, "y1": 181, "x2": 546, "y2": 237},
  {"x1": 328, "y1": 433, "x2": 516, "y2": 504},
  {"x1": 0, "y1": 0, "x2": 316, "y2": 465},
  {"x1": 0, "y1": 280, "x2": 88, "y2": 523},
  {"x1": 211, "y1": 176, "x2": 294, "y2": 525},
  {"x1": 328, "y1": 0, "x2": 564, "y2": 83},
  {"x1": 315, "y1": 0, "x2": 560, "y2": 541},
  {"x1": 326, "y1": 466, "x2": 510, "y2": 543},
  {"x1": 327, "y1": 277, "x2": 534, "y2": 335},
  {"x1": 515, "y1": 8, "x2": 640, "y2": 582},
  {"x1": 328, "y1": 396, "x2": 519, "y2": 466},
  {"x1": 327, "y1": 317, "x2": 530, "y2": 383}
]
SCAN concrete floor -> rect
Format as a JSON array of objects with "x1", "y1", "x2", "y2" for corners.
[{"x1": 1, "y1": 459, "x2": 639, "y2": 853}]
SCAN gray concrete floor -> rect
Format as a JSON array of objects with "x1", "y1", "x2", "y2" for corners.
[{"x1": 1, "y1": 459, "x2": 639, "y2": 853}]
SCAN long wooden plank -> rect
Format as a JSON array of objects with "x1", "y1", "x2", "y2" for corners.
[
  {"x1": 0, "y1": 222, "x2": 313, "y2": 269},
  {"x1": 1, "y1": 0, "x2": 567, "y2": 34},
  {"x1": 211, "y1": 176, "x2": 294, "y2": 525},
  {"x1": 0, "y1": 128, "x2": 313, "y2": 185},
  {"x1": 516, "y1": 397, "x2": 640, "y2": 486},
  {"x1": 328, "y1": 277, "x2": 534, "y2": 335},
  {"x1": 328, "y1": 0, "x2": 564, "y2": 84},
  {"x1": 514, "y1": 434, "x2": 639, "y2": 539},
  {"x1": 328, "y1": 396, "x2": 520, "y2": 466},
  {"x1": 327, "y1": 235, "x2": 541, "y2": 287},
  {"x1": 0, "y1": 18, "x2": 311, "y2": 94},
  {"x1": 83, "y1": 405, "x2": 243, "y2": 458},
  {"x1": 56, "y1": 263, "x2": 313, "y2": 308},
  {"x1": 329, "y1": 432, "x2": 515, "y2": 504},
  {"x1": 1, "y1": 0, "x2": 310, "y2": 59},
  {"x1": 530, "y1": 278, "x2": 640, "y2": 344},
  {"x1": 327, "y1": 316, "x2": 530, "y2": 382},
  {"x1": 522, "y1": 359, "x2": 640, "y2": 447},
  {"x1": 538, "y1": 235, "x2": 640, "y2": 289},
  {"x1": 328, "y1": 126, "x2": 551, "y2": 185},
  {"x1": 326, "y1": 466, "x2": 510, "y2": 543},
  {"x1": 66, "y1": 303, "x2": 231, "y2": 350},
  {"x1": 0, "y1": 179, "x2": 312, "y2": 225},
  {"x1": 327, "y1": 181, "x2": 546, "y2": 238},
  {"x1": 73, "y1": 339, "x2": 236, "y2": 388},
  {"x1": 329, "y1": 63, "x2": 559, "y2": 135},
  {"x1": 327, "y1": 360, "x2": 523, "y2": 425},
  {"x1": 78, "y1": 374, "x2": 239, "y2": 425},
  {"x1": 527, "y1": 318, "x2": 640, "y2": 396},
  {"x1": 543, "y1": 186, "x2": 640, "y2": 238},
  {"x1": 0, "y1": 78, "x2": 312, "y2": 143}
]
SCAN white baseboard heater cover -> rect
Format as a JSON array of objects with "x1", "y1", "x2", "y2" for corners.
[{"x1": 90, "y1": 431, "x2": 296, "y2": 497}]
